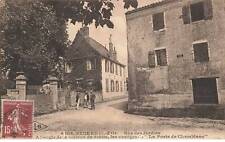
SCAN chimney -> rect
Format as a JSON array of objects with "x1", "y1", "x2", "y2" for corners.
[
  {"x1": 80, "y1": 26, "x2": 89, "y2": 37},
  {"x1": 108, "y1": 34, "x2": 117, "y2": 60},
  {"x1": 112, "y1": 46, "x2": 117, "y2": 60},
  {"x1": 109, "y1": 34, "x2": 114, "y2": 53}
]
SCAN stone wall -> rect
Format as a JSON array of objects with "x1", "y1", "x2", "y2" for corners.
[
  {"x1": 139, "y1": 94, "x2": 193, "y2": 109},
  {"x1": 5, "y1": 73, "x2": 114, "y2": 115},
  {"x1": 127, "y1": 93, "x2": 225, "y2": 119},
  {"x1": 27, "y1": 95, "x2": 54, "y2": 115}
]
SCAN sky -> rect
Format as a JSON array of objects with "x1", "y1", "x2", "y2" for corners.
[{"x1": 67, "y1": 0, "x2": 161, "y2": 67}]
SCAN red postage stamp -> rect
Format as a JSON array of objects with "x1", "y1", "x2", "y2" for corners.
[{"x1": 1, "y1": 100, "x2": 34, "y2": 138}]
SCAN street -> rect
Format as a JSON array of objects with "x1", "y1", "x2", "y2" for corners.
[{"x1": 34, "y1": 98, "x2": 225, "y2": 139}]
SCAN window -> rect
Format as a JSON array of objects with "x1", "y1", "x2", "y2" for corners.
[
  {"x1": 65, "y1": 62, "x2": 72, "y2": 73},
  {"x1": 148, "y1": 49, "x2": 167, "y2": 68},
  {"x1": 86, "y1": 59, "x2": 96, "y2": 71},
  {"x1": 193, "y1": 42, "x2": 209, "y2": 63},
  {"x1": 120, "y1": 66, "x2": 122, "y2": 76},
  {"x1": 155, "y1": 49, "x2": 167, "y2": 66},
  {"x1": 105, "y1": 60, "x2": 109, "y2": 72},
  {"x1": 182, "y1": 0, "x2": 213, "y2": 24},
  {"x1": 111, "y1": 80, "x2": 114, "y2": 92},
  {"x1": 120, "y1": 81, "x2": 123, "y2": 92},
  {"x1": 148, "y1": 51, "x2": 156, "y2": 68},
  {"x1": 115, "y1": 64, "x2": 118, "y2": 75},
  {"x1": 116, "y1": 81, "x2": 119, "y2": 92},
  {"x1": 86, "y1": 60, "x2": 92, "y2": 71},
  {"x1": 152, "y1": 12, "x2": 165, "y2": 31},
  {"x1": 190, "y1": 2, "x2": 205, "y2": 22},
  {"x1": 110, "y1": 62, "x2": 114, "y2": 73},
  {"x1": 106, "y1": 79, "x2": 109, "y2": 92}
]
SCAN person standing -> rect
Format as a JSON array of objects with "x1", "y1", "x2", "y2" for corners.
[
  {"x1": 84, "y1": 91, "x2": 89, "y2": 108},
  {"x1": 65, "y1": 85, "x2": 72, "y2": 108},
  {"x1": 76, "y1": 85, "x2": 82, "y2": 110},
  {"x1": 90, "y1": 89, "x2": 96, "y2": 110}
]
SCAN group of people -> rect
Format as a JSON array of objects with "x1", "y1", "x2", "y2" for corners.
[
  {"x1": 40, "y1": 80, "x2": 97, "y2": 110},
  {"x1": 40, "y1": 84, "x2": 52, "y2": 95},
  {"x1": 75, "y1": 86, "x2": 96, "y2": 110}
]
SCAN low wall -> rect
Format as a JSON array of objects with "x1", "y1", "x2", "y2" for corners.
[
  {"x1": 58, "y1": 90, "x2": 67, "y2": 109},
  {"x1": 128, "y1": 93, "x2": 225, "y2": 120},
  {"x1": 140, "y1": 94, "x2": 193, "y2": 109},
  {"x1": 6, "y1": 88, "x2": 104, "y2": 115},
  {"x1": 26, "y1": 95, "x2": 54, "y2": 115}
]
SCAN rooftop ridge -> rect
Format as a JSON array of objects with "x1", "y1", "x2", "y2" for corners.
[{"x1": 126, "y1": 0, "x2": 179, "y2": 15}]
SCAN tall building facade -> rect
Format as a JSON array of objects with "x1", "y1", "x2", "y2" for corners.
[{"x1": 126, "y1": 0, "x2": 225, "y2": 107}]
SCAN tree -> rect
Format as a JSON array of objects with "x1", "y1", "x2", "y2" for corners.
[
  {"x1": 0, "y1": 0, "x2": 69, "y2": 84},
  {"x1": 0, "y1": 0, "x2": 138, "y2": 84},
  {"x1": 46, "y1": 0, "x2": 138, "y2": 28}
]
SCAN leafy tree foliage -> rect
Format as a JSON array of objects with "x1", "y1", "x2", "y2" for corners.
[
  {"x1": 0, "y1": 0, "x2": 138, "y2": 84},
  {"x1": 0, "y1": 0, "x2": 69, "y2": 84},
  {"x1": 46, "y1": 0, "x2": 138, "y2": 28}
]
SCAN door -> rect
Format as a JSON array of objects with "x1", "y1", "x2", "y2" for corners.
[{"x1": 192, "y1": 78, "x2": 218, "y2": 104}]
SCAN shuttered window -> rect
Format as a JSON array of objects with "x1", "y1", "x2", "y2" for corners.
[
  {"x1": 110, "y1": 62, "x2": 114, "y2": 73},
  {"x1": 116, "y1": 81, "x2": 119, "y2": 92},
  {"x1": 115, "y1": 64, "x2": 118, "y2": 75},
  {"x1": 86, "y1": 60, "x2": 92, "y2": 71},
  {"x1": 155, "y1": 49, "x2": 167, "y2": 66},
  {"x1": 182, "y1": 6, "x2": 191, "y2": 24},
  {"x1": 204, "y1": 0, "x2": 213, "y2": 20},
  {"x1": 152, "y1": 12, "x2": 165, "y2": 31},
  {"x1": 193, "y1": 42, "x2": 209, "y2": 63},
  {"x1": 182, "y1": 0, "x2": 213, "y2": 24},
  {"x1": 148, "y1": 49, "x2": 167, "y2": 67},
  {"x1": 111, "y1": 80, "x2": 114, "y2": 92},
  {"x1": 106, "y1": 79, "x2": 109, "y2": 92},
  {"x1": 105, "y1": 60, "x2": 109, "y2": 72},
  {"x1": 148, "y1": 51, "x2": 155, "y2": 68},
  {"x1": 190, "y1": 2, "x2": 205, "y2": 22},
  {"x1": 86, "y1": 59, "x2": 96, "y2": 71},
  {"x1": 120, "y1": 81, "x2": 123, "y2": 92},
  {"x1": 120, "y1": 66, "x2": 122, "y2": 76}
]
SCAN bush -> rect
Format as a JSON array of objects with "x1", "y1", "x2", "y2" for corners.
[{"x1": 0, "y1": 79, "x2": 15, "y2": 96}]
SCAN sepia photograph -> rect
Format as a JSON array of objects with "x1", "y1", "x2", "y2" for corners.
[{"x1": 0, "y1": 0, "x2": 225, "y2": 139}]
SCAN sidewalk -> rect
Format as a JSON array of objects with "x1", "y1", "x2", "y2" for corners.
[{"x1": 101, "y1": 94, "x2": 128, "y2": 104}]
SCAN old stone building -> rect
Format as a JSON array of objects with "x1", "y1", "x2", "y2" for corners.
[
  {"x1": 126, "y1": 0, "x2": 225, "y2": 113},
  {"x1": 65, "y1": 27, "x2": 127, "y2": 102}
]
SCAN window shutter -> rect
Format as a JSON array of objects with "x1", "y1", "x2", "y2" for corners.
[
  {"x1": 161, "y1": 49, "x2": 167, "y2": 66},
  {"x1": 153, "y1": 13, "x2": 165, "y2": 31},
  {"x1": 194, "y1": 45, "x2": 202, "y2": 62},
  {"x1": 148, "y1": 51, "x2": 155, "y2": 68},
  {"x1": 204, "y1": 0, "x2": 213, "y2": 20},
  {"x1": 193, "y1": 42, "x2": 209, "y2": 62},
  {"x1": 182, "y1": 5, "x2": 191, "y2": 24}
]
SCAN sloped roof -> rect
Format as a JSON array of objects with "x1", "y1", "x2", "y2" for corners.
[
  {"x1": 67, "y1": 31, "x2": 125, "y2": 67},
  {"x1": 126, "y1": 0, "x2": 178, "y2": 15},
  {"x1": 85, "y1": 37, "x2": 110, "y2": 59}
]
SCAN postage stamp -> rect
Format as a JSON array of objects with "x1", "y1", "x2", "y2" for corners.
[{"x1": 1, "y1": 100, "x2": 34, "y2": 138}]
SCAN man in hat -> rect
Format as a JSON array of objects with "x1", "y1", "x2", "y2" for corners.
[
  {"x1": 89, "y1": 87, "x2": 96, "y2": 110},
  {"x1": 75, "y1": 79, "x2": 83, "y2": 110}
]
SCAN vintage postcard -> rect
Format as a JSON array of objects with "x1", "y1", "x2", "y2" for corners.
[{"x1": 0, "y1": 0, "x2": 225, "y2": 139}]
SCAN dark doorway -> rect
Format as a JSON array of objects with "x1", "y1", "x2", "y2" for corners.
[{"x1": 192, "y1": 78, "x2": 218, "y2": 104}]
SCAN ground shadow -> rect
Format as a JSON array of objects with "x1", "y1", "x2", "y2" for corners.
[
  {"x1": 109, "y1": 101, "x2": 128, "y2": 111},
  {"x1": 128, "y1": 105, "x2": 225, "y2": 120}
]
